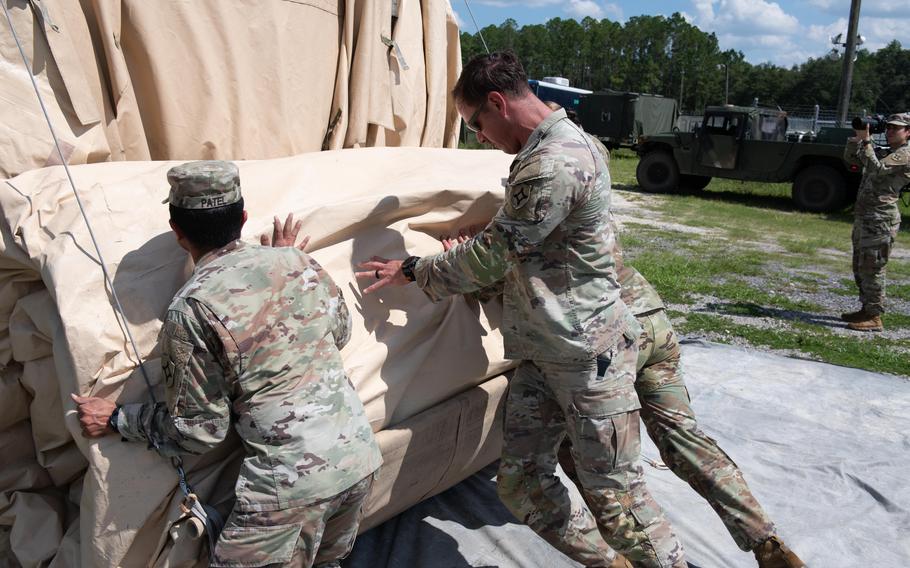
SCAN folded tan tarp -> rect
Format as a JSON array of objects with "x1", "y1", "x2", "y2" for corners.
[
  {"x1": 0, "y1": 0, "x2": 462, "y2": 178},
  {"x1": 0, "y1": 147, "x2": 516, "y2": 566}
]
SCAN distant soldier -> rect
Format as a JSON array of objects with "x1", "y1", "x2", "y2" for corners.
[
  {"x1": 357, "y1": 51, "x2": 684, "y2": 568},
  {"x1": 72, "y1": 161, "x2": 382, "y2": 567},
  {"x1": 841, "y1": 113, "x2": 910, "y2": 331}
]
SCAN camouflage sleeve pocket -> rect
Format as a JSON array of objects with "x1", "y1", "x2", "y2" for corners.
[
  {"x1": 503, "y1": 154, "x2": 555, "y2": 222},
  {"x1": 161, "y1": 337, "x2": 195, "y2": 411},
  {"x1": 504, "y1": 178, "x2": 552, "y2": 222}
]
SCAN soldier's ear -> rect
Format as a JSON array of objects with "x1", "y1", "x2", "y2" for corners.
[
  {"x1": 489, "y1": 91, "x2": 508, "y2": 116},
  {"x1": 169, "y1": 219, "x2": 190, "y2": 252},
  {"x1": 241, "y1": 210, "x2": 248, "y2": 228}
]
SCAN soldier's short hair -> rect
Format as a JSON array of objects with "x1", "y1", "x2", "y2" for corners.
[
  {"x1": 453, "y1": 50, "x2": 531, "y2": 107},
  {"x1": 170, "y1": 198, "x2": 244, "y2": 250}
]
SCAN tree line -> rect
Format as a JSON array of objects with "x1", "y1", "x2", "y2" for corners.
[{"x1": 460, "y1": 14, "x2": 909, "y2": 116}]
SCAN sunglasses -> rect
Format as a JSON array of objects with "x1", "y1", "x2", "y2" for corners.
[{"x1": 465, "y1": 101, "x2": 487, "y2": 134}]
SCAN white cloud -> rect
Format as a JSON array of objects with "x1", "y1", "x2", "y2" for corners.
[
  {"x1": 860, "y1": 16, "x2": 910, "y2": 50},
  {"x1": 807, "y1": 0, "x2": 836, "y2": 9},
  {"x1": 692, "y1": 0, "x2": 716, "y2": 23},
  {"x1": 602, "y1": 2, "x2": 623, "y2": 21},
  {"x1": 690, "y1": 0, "x2": 799, "y2": 35},
  {"x1": 806, "y1": 17, "x2": 848, "y2": 46},
  {"x1": 566, "y1": 0, "x2": 604, "y2": 19}
]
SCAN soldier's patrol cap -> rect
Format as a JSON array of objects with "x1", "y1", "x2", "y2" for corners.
[
  {"x1": 164, "y1": 161, "x2": 242, "y2": 209},
  {"x1": 885, "y1": 113, "x2": 910, "y2": 127}
]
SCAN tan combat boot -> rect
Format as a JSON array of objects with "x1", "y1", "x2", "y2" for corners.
[
  {"x1": 753, "y1": 536, "x2": 806, "y2": 568},
  {"x1": 847, "y1": 314, "x2": 883, "y2": 332},
  {"x1": 608, "y1": 553, "x2": 634, "y2": 568},
  {"x1": 840, "y1": 308, "x2": 868, "y2": 322}
]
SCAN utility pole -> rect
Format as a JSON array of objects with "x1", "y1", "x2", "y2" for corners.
[
  {"x1": 679, "y1": 68, "x2": 685, "y2": 109},
  {"x1": 718, "y1": 62, "x2": 730, "y2": 104},
  {"x1": 836, "y1": 0, "x2": 862, "y2": 126}
]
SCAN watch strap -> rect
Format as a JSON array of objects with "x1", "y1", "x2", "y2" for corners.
[
  {"x1": 108, "y1": 406, "x2": 121, "y2": 433},
  {"x1": 401, "y1": 256, "x2": 420, "y2": 282}
]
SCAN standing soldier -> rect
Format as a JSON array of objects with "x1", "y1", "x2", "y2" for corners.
[
  {"x1": 841, "y1": 113, "x2": 910, "y2": 331},
  {"x1": 357, "y1": 51, "x2": 685, "y2": 568},
  {"x1": 72, "y1": 161, "x2": 382, "y2": 567}
]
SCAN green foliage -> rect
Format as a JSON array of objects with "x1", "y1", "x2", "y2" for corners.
[
  {"x1": 674, "y1": 313, "x2": 909, "y2": 376},
  {"x1": 460, "y1": 16, "x2": 908, "y2": 114}
]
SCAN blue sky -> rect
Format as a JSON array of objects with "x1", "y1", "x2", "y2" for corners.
[{"x1": 451, "y1": 0, "x2": 910, "y2": 67}]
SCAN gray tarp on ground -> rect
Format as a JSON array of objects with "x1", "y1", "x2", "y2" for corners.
[{"x1": 346, "y1": 340, "x2": 910, "y2": 568}]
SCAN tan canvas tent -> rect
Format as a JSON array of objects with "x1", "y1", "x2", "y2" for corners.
[
  {"x1": 0, "y1": 0, "x2": 462, "y2": 178},
  {"x1": 0, "y1": 148, "x2": 516, "y2": 566},
  {"x1": 0, "y1": 1, "x2": 518, "y2": 566}
]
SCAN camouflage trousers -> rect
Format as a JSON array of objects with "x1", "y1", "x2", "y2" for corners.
[
  {"x1": 211, "y1": 473, "x2": 375, "y2": 568},
  {"x1": 561, "y1": 309, "x2": 776, "y2": 551},
  {"x1": 634, "y1": 309, "x2": 776, "y2": 550},
  {"x1": 851, "y1": 218, "x2": 899, "y2": 316},
  {"x1": 497, "y1": 337, "x2": 686, "y2": 568}
]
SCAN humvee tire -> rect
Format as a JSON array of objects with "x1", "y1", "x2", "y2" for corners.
[
  {"x1": 792, "y1": 165, "x2": 847, "y2": 212},
  {"x1": 636, "y1": 151, "x2": 680, "y2": 193},
  {"x1": 680, "y1": 174, "x2": 712, "y2": 191}
]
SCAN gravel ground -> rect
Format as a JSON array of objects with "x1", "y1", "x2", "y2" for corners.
[{"x1": 611, "y1": 189, "x2": 910, "y2": 356}]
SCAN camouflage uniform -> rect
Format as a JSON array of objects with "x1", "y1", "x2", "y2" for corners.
[
  {"x1": 844, "y1": 125, "x2": 910, "y2": 316},
  {"x1": 414, "y1": 109, "x2": 685, "y2": 567},
  {"x1": 119, "y1": 161, "x2": 382, "y2": 567},
  {"x1": 615, "y1": 262, "x2": 777, "y2": 551},
  {"x1": 578, "y1": 136, "x2": 777, "y2": 550}
]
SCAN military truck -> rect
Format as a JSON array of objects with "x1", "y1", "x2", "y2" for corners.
[
  {"x1": 577, "y1": 90, "x2": 678, "y2": 149},
  {"x1": 635, "y1": 105, "x2": 862, "y2": 212}
]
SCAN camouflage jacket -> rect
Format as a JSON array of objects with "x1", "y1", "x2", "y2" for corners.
[
  {"x1": 119, "y1": 241, "x2": 382, "y2": 511},
  {"x1": 414, "y1": 109, "x2": 639, "y2": 362},
  {"x1": 846, "y1": 140, "x2": 910, "y2": 224}
]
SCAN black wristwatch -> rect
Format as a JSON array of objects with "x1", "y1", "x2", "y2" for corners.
[
  {"x1": 108, "y1": 406, "x2": 121, "y2": 433},
  {"x1": 401, "y1": 256, "x2": 420, "y2": 282}
]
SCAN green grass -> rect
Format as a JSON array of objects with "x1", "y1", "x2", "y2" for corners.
[
  {"x1": 613, "y1": 152, "x2": 908, "y2": 376},
  {"x1": 883, "y1": 312, "x2": 910, "y2": 329},
  {"x1": 674, "y1": 313, "x2": 909, "y2": 376}
]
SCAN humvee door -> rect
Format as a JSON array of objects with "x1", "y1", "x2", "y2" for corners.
[{"x1": 697, "y1": 112, "x2": 744, "y2": 169}]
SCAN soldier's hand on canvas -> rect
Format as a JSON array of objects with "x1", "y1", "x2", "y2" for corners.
[
  {"x1": 441, "y1": 224, "x2": 484, "y2": 252},
  {"x1": 441, "y1": 233, "x2": 469, "y2": 252},
  {"x1": 71, "y1": 394, "x2": 117, "y2": 437},
  {"x1": 356, "y1": 257, "x2": 409, "y2": 294},
  {"x1": 260, "y1": 213, "x2": 311, "y2": 250}
]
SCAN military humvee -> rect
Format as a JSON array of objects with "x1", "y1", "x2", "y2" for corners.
[{"x1": 635, "y1": 105, "x2": 862, "y2": 212}]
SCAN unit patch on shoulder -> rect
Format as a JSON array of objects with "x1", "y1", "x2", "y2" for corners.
[{"x1": 511, "y1": 186, "x2": 530, "y2": 209}]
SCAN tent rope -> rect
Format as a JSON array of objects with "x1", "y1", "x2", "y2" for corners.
[{"x1": 1, "y1": 1, "x2": 222, "y2": 553}]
